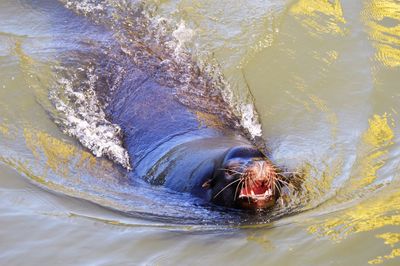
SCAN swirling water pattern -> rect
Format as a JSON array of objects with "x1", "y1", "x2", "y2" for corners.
[{"x1": 0, "y1": 0, "x2": 400, "y2": 264}]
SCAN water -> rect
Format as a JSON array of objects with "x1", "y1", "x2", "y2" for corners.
[{"x1": 1, "y1": 0, "x2": 400, "y2": 264}]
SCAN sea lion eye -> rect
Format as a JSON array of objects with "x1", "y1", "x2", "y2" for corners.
[
  {"x1": 224, "y1": 169, "x2": 238, "y2": 181},
  {"x1": 225, "y1": 169, "x2": 235, "y2": 176}
]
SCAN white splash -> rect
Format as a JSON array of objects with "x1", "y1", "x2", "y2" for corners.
[
  {"x1": 172, "y1": 20, "x2": 195, "y2": 56},
  {"x1": 50, "y1": 69, "x2": 131, "y2": 170},
  {"x1": 64, "y1": 0, "x2": 104, "y2": 14},
  {"x1": 169, "y1": 19, "x2": 264, "y2": 139},
  {"x1": 240, "y1": 104, "x2": 263, "y2": 137}
]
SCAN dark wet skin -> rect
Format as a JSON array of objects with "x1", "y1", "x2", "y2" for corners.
[{"x1": 99, "y1": 53, "x2": 283, "y2": 211}]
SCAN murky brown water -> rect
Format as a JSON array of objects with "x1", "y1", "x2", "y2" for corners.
[{"x1": 1, "y1": 0, "x2": 400, "y2": 265}]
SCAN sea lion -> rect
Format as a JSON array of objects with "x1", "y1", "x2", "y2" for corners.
[
  {"x1": 53, "y1": 1, "x2": 290, "y2": 211},
  {"x1": 99, "y1": 62, "x2": 285, "y2": 210}
]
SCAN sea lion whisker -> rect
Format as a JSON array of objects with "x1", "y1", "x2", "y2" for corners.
[
  {"x1": 273, "y1": 179, "x2": 283, "y2": 195},
  {"x1": 269, "y1": 177, "x2": 275, "y2": 193},
  {"x1": 230, "y1": 170, "x2": 245, "y2": 175},
  {"x1": 280, "y1": 171, "x2": 301, "y2": 175},
  {"x1": 244, "y1": 178, "x2": 251, "y2": 204},
  {"x1": 269, "y1": 164, "x2": 278, "y2": 170},
  {"x1": 218, "y1": 168, "x2": 244, "y2": 175},
  {"x1": 279, "y1": 180, "x2": 290, "y2": 186},
  {"x1": 213, "y1": 178, "x2": 242, "y2": 199},
  {"x1": 234, "y1": 180, "x2": 244, "y2": 201},
  {"x1": 238, "y1": 180, "x2": 245, "y2": 201},
  {"x1": 276, "y1": 177, "x2": 290, "y2": 186}
]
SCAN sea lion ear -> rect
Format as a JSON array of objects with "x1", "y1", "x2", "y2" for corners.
[{"x1": 202, "y1": 179, "x2": 212, "y2": 189}]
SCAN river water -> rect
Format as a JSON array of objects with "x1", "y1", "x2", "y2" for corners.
[{"x1": 1, "y1": 0, "x2": 400, "y2": 265}]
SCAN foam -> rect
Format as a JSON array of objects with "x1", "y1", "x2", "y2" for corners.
[{"x1": 50, "y1": 69, "x2": 131, "y2": 169}]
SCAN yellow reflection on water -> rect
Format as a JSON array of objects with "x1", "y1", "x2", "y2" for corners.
[
  {"x1": 309, "y1": 188, "x2": 400, "y2": 264},
  {"x1": 297, "y1": 156, "x2": 343, "y2": 211},
  {"x1": 312, "y1": 49, "x2": 340, "y2": 65},
  {"x1": 0, "y1": 123, "x2": 9, "y2": 136},
  {"x1": 14, "y1": 40, "x2": 35, "y2": 69},
  {"x1": 370, "y1": 233, "x2": 400, "y2": 264},
  {"x1": 290, "y1": 0, "x2": 346, "y2": 36},
  {"x1": 363, "y1": 114, "x2": 395, "y2": 147},
  {"x1": 356, "y1": 113, "x2": 394, "y2": 188},
  {"x1": 363, "y1": 0, "x2": 400, "y2": 67},
  {"x1": 0, "y1": 127, "x2": 129, "y2": 212},
  {"x1": 308, "y1": 189, "x2": 400, "y2": 239},
  {"x1": 333, "y1": 113, "x2": 395, "y2": 195},
  {"x1": 0, "y1": 122, "x2": 15, "y2": 140},
  {"x1": 247, "y1": 232, "x2": 274, "y2": 250},
  {"x1": 308, "y1": 113, "x2": 398, "y2": 264},
  {"x1": 378, "y1": 233, "x2": 400, "y2": 247},
  {"x1": 13, "y1": 39, "x2": 52, "y2": 102},
  {"x1": 23, "y1": 128, "x2": 97, "y2": 176}
]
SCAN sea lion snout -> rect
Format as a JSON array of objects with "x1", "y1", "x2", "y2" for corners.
[{"x1": 203, "y1": 146, "x2": 279, "y2": 210}]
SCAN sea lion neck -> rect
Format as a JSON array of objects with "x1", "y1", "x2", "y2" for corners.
[{"x1": 132, "y1": 136, "x2": 251, "y2": 198}]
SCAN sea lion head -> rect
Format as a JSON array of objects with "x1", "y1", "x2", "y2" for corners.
[{"x1": 202, "y1": 146, "x2": 280, "y2": 210}]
